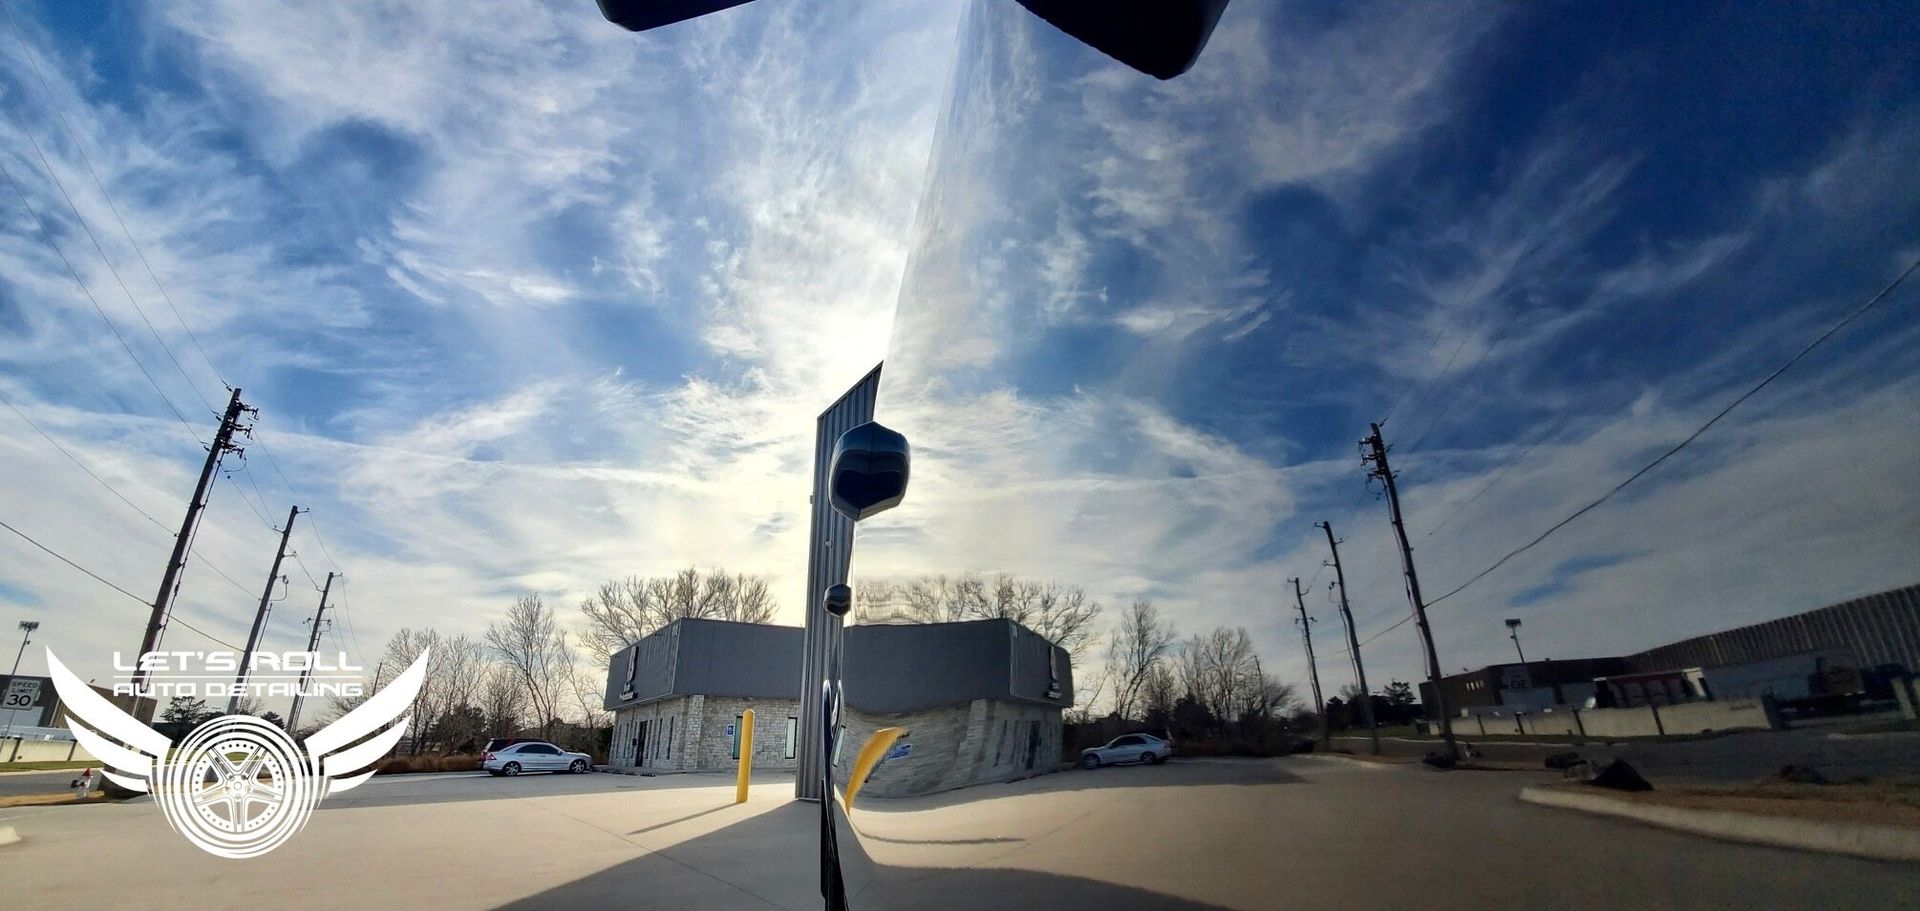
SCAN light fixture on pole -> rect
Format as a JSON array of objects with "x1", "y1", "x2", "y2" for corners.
[
  {"x1": 1505, "y1": 618, "x2": 1527, "y2": 665},
  {"x1": 3, "y1": 620, "x2": 41, "y2": 741}
]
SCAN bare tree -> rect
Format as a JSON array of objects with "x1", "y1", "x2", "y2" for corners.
[
  {"x1": 1105, "y1": 599, "x2": 1177, "y2": 720},
  {"x1": 480, "y1": 664, "x2": 526, "y2": 738},
  {"x1": 851, "y1": 572, "x2": 1104, "y2": 664},
  {"x1": 578, "y1": 568, "x2": 778, "y2": 663},
  {"x1": 1175, "y1": 627, "x2": 1263, "y2": 730},
  {"x1": 487, "y1": 594, "x2": 574, "y2": 740}
]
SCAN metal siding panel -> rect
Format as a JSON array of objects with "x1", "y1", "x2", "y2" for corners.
[
  {"x1": 672, "y1": 620, "x2": 805, "y2": 698},
  {"x1": 1894, "y1": 590, "x2": 1920, "y2": 669},
  {"x1": 844, "y1": 620, "x2": 1011, "y2": 713}
]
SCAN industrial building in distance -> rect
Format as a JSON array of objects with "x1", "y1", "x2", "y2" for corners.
[
  {"x1": 1419, "y1": 583, "x2": 1920, "y2": 738},
  {"x1": 601, "y1": 616, "x2": 1074, "y2": 797}
]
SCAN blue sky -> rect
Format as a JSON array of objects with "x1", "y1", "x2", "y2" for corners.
[{"x1": 0, "y1": 0, "x2": 1915, "y2": 708}]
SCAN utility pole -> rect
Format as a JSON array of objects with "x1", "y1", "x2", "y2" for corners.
[
  {"x1": 1317, "y1": 521, "x2": 1378, "y2": 755},
  {"x1": 285, "y1": 571, "x2": 336, "y2": 733},
  {"x1": 133, "y1": 387, "x2": 252, "y2": 716},
  {"x1": 1291, "y1": 577, "x2": 1327, "y2": 748},
  {"x1": 228, "y1": 506, "x2": 300, "y2": 714},
  {"x1": 1362, "y1": 422, "x2": 1459, "y2": 761}
]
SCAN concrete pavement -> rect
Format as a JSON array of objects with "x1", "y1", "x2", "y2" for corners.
[
  {"x1": 1331, "y1": 716, "x2": 1920, "y2": 783},
  {"x1": 1, "y1": 759, "x2": 1914, "y2": 909}
]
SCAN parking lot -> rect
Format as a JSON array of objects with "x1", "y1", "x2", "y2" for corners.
[{"x1": 3, "y1": 759, "x2": 1916, "y2": 909}]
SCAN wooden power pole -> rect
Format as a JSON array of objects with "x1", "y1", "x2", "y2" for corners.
[
  {"x1": 132, "y1": 387, "x2": 252, "y2": 716},
  {"x1": 1292, "y1": 577, "x2": 1327, "y2": 748},
  {"x1": 1317, "y1": 520, "x2": 1379, "y2": 754},
  {"x1": 228, "y1": 505, "x2": 299, "y2": 714},
  {"x1": 285, "y1": 571, "x2": 336, "y2": 733},
  {"x1": 1362, "y1": 422, "x2": 1459, "y2": 761}
]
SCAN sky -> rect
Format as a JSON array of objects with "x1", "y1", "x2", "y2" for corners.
[{"x1": 0, "y1": 1, "x2": 1916, "y2": 713}]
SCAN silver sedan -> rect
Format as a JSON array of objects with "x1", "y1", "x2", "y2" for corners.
[
  {"x1": 482, "y1": 741, "x2": 593, "y2": 776},
  {"x1": 1079, "y1": 733, "x2": 1173, "y2": 769}
]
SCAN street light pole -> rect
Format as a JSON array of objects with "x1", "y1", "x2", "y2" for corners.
[
  {"x1": 2, "y1": 620, "x2": 41, "y2": 741},
  {"x1": 1506, "y1": 618, "x2": 1528, "y2": 665}
]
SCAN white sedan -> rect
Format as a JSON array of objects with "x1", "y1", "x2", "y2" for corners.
[
  {"x1": 1079, "y1": 733, "x2": 1174, "y2": 769},
  {"x1": 483, "y1": 741, "x2": 593, "y2": 776}
]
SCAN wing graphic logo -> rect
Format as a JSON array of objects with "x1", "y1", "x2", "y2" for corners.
[{"x1": 46, "y1": 647, "x2": 429, "y2": 859}]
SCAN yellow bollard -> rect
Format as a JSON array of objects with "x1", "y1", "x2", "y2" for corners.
[
  {"x1": 734, "y1": 709, "x2": 755, "y2": 804},
  {"x1": 843, "y1": 726, "x2": 905, "y2": 812}
]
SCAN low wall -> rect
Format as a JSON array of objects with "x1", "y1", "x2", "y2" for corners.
[
  {"x1": 1655, "y1": 698, "x2": 1778, "y2": 734},
  {"x1": 1517, "y1": 711, "x2": 1582, "y2": 737},
  {"x1": 1578, "y1": 706, "x2": 1661, "y2": 739},
  {"x1": 1894, "y1": 676, "x2": 1919, "y2": 721},
  {"x1": 2, "y1": 737, "x2": 95, "y2": 763}
]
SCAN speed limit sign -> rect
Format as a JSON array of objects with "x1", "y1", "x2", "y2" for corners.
[{"x1": 3, "y1": 677, "x2": 40, "y2": 709}]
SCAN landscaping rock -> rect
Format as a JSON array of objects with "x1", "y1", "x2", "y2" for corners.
[
  {"x1": 1774, "y1": 764, "x2": 1830, "y2": 785},
  {"x1": 1543, "y1": 751, "x2": 1584, "y2": 770},
  {"x1": 1588, "y1": 759, "x2": 1653, "y2": 792}
]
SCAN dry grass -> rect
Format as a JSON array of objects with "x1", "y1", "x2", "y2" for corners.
[
  {"x1": 0, "y1": 760, "x2": 99, "y2": 772},
  {"x1": 372, "y1": 753, "x2": 483, "y2": 775},
  {"x1": 1589, "y1": 779, "x2": 1920, "y2": 828},
  {"x1": 0, "y1": 791, "x2": 116, "y2": 809}
]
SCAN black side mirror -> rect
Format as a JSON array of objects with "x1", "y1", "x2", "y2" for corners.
[
  {"x1": 824, "y1": 583, "x2": 853, "y2": 618},
  {"x1": 828, "y1": 422, "x2": 910, "y2": 522}
]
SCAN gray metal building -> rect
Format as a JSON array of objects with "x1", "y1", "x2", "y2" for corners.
[
  {"x1": 1623, "y1": 583, "x2": 1920, "y2": 674},
  {"x1": 603, "y1": 616, "x2": 1074, "y2": 794}
]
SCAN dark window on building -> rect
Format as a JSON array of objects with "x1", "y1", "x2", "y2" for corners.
[
  {"x1": 732, "y1": 713, "x2": 743, "y2": 760},
  {"x1": 785, "y1": 716, "x2": 798, "y2": 760}
]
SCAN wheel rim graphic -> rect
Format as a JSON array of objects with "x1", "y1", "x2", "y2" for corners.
[{"x1": 158, "y1": 715, "x2": 320, "y2": 858}]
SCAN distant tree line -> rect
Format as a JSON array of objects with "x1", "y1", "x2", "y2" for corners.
[{"x1": 853, "y1": 573, "x2": 1104, "y2": 664}]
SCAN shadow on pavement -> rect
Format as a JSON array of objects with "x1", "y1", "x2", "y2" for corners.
[
  {"x1": 628, "y1": 802, "x2": 735, "y2": 835},
  {"x1": 851, "y1": 756, "x2": 1303, "y2": 814},
  {"x1": 498, "y1": 799, "x2": 1235, "y2": 911}
]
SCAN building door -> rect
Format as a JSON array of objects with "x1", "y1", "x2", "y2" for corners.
[
  {"x1": 637, "y1": 720, "x2": 650, "y2": 767},
  {"x1": 1025, "y1": 721, "x2": 1040, "y2": 769}
]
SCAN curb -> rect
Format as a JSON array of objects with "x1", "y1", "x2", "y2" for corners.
[
  {"x1": 1292, "y1": 754, "x2": 1399, "y2": 771},
  {"x1": 1519, "y1": 785, "x2": 1920, "y2": 864}
]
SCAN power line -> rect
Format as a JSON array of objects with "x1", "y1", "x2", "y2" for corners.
[
  {"x1": 1, "y1": 0, "x2": 230, "y2": 394},
  {"x1": 0, "y1": 156, "x2": 205, "y2": 446},
  {"x1": 0, "y1": 70, "x2": 215, "y2": 416},
  {"x1": 1418, "y1": 413, "x2": 1572, "y2": 542},
  {"x1": 0, "y1": 515, "x2": 150, "y2": 605},
  {"x1": 0, "y1": 513, "x2": 248, "y2": 655},
  {"x1": 1426, "y1": 255, "x2": 1920, "y2": 609},
  {"x1": 0, "y1": 388, "x2": 171, "y2": 533},
  {"x1": 289, "y1": 550, "x2": 322, "y2": 589},
  {"x1": 0, "y1": 389, "x2": 268, "y2": 603}
]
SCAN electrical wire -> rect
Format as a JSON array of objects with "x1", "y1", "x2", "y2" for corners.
[
  {"x1": 1, "y1": 0, "x2": 230, "y2": 394},
  {"x1": 0, "y1": 156, "x2": 204, "y2": 447},
  {"x1": 0, "y1": 388, "x2": 172, "y2": 534},
  {"x1": 0, "y1": 515, "x2": 240, "y2": 649},
  {"x1": 1427, "y1": 254, "x2": 1920, "y2": 608},
  {"x1": 0, "y1": 75, "x2": 215, "y2": 416}
]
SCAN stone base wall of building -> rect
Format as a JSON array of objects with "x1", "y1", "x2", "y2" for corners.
[
  {"x1": 613, "y1": 695, "x2": 801, "y2": 773},
  {"x1": 691, "y1": 695, "x2": 803, "y2": 772},
  {"x1": 612, "y1": 695, "x2": 694, "y2": 770},
  {"x1": 834, "y1": 698, "x2": 1062, "y2": 799}
]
